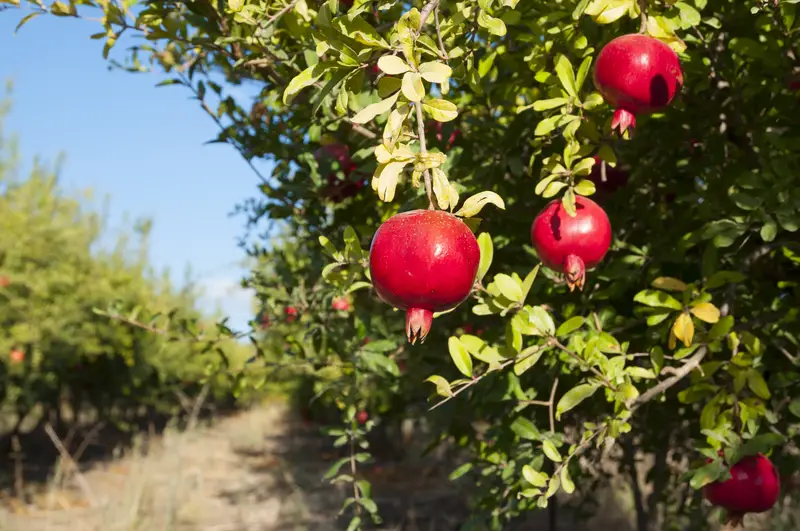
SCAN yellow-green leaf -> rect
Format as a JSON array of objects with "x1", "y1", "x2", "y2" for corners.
[
  {"x1": 477, "y1": 10, "x2": 507, "y2": 36},
  {"x1": 532, "y1": 98, "x2": 568, "y2": 111},
  {"x1": 282, "y1": 61, "x2": 337, "y2": 104},
  {"x1": 401, "y1": 72, "x2": 425, "y2": 102},
  {"x1": 633, "y1": 289, "x2": 683, "y2": 310},
  {"x1": 542, "y1": 440, "x2": 562, "y2": 462},
  {"x1": 672, "y1": 312, "x2": 694, "y2": 348},
  {"x1": 651, "y1": 277, "x2": 688, "y2": 292},
  {"x1": 448, "y1": 336, "x2": 473, "y2": 377},
  {"x1": 690, "y1": 302, "x2": 721, "y2": 324},
  {"x1": 573, "y1": 179, "x2": 596, "y2": 197},
  {"x1": 555, "y1": 383, "x2": 599, "y2": 420},
  {"x1": 746, "y1": 369, "x2": 770, "y2": 400},
  {"x1": 419, "y1": 61, "x2": 452, "y2": 83},
  {"x1": 425, "y1": 375, "x2": 453, "y2": 397},
  {"x1": 422, "y1": 98, "x2": 458, "y2": 122},
  {"x1": 377, "y1": 55, "x2": 411, "y2": 75},
  {"x1": 477, "y1": 233, "x2": 493, "y2": 281},
  {"x1": 560, "y1": 466, "x2": 576, "y2": 494},
  {"x1": 454, "y1": 191, "x2": 506, "y2": 218},
  {"x1": 371, "y1": 160, "x2": 407, "y2": 202},
  {"x1": 351, "y1": 91, "x2": 400, "y2": 124},
  {"x1": 522, "y1": 465, "x2": 548, "y2": 487}
]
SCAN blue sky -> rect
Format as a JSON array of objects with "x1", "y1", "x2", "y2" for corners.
[{"x1": 0, "y1": 12, "x2": 270, "y2": 332}]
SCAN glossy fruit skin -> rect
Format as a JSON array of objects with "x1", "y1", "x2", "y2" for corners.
[
  {"x1": 593, "y1": 34, "x2": 684, "y2": 134},
  {"x1": 356, "y1": 410, "x2": 369, "y2": 424},
  {"x1": 331, "y1": 297, "x2": 350, "y2": 311},
  {"x1": 369, "y1": 209, "x2": 480, "y2": 343},
  {"x1": 704, "y1": 454, "x2": 780, "y2": 519},
  {"x1": 531, "y1": 196, "x2": 612, "y2": 291}
]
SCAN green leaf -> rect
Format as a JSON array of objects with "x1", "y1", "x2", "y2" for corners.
[
  {"x1": 556, "y1": 383, "x2": 599, "y2": 420},
  {"x1": 449, "y1": 462, "x2": 473, "y2": 480},
  {"x1": 454, "y1": 191, "x2": 506, "y2": 218},
  {"x1": 542, "y1": 440, "x2": 562, "y2": 462},
  {"x1": 573, "y1": 179, "x2": 596, "y2": 196},
  {"x1": 351, "y1": 91, "x2": 400, "y2": 124},
  {"x1": 788, "y1": 398, "x2": 800, "y2": 419},
  {"x1": 15, "y1": 11, "x2": 43, "y2": 33},
  {"x1": 422, "y1": 98, "x2": 459, "y2": 122},
  {"x1": 283, "y1": 62, "x2": 337, "y2": 104},
  {"x1": 520, "y1": 264, "x2": 540, "y2": 303},
  {"x1": 425, "y1": 374, "x2": 453, "y2": 397},
  {"x1": 494, "y1": 273, "x2": 523, "y2": 302},
  {"x1": 377, "y1": 55, "x2": 411, "y2": 75},
  {"x1": 689, "y1": 459, "x2": 726, "y2": 490},
  {"x1": 707, "y1": 315, "x2": 734, "y2": 340},
  {"x1": 553, "y1": 54, "x2": 578, "y2": 97},
  {"x1": 560, "y1": 465, "x2": 576, "y2": 494},
  {"x1": 556, "y1": 316, "x2": 585, "y2": 337},
  {"x1": 419, "y1": 61, "x2": 453, "y2": 83},
  {"x1": 746, "y1": 369, "x2": 770, "y2": 399},
  {"x1": 530, "y1": 306, "x2": 556, "y2": 336},
  {"x1": 448, "y1": 336, "x2": 473, "y2": 377},
  {"x1": 675, "y1": 2, "x2": 701, "y2": 27},
  {"x1": 401, "y1": 72, "x2": 425, "y2": 102},
  {"x1": 634, "y1": 289, "x2": 683, "y2": 310},
  {"x1": 651, "y1": 277, "x2": 688, "y2": 292},
  {"x1": 575, "y1": 55, "x2": 593, "y2": 92},
  {"x1": 522, "y1": 465, "x2": 548, "y2": 487},
  {"x1": 477, "y1": 10, "x2": 507, "y2": 36},
  {"x1": 514, "y1": 345, "x2": 546, "y2": 375},
  {"x1": 760, "y1": 220, "x2": 778, "y2": 242},
  {"x1": 476, "y1": 233, "x2": 493, "y2": 281},
  {"x1": 706, "y1": 271, "x2": 746, "y2": 289},
  {"x1": 511, "y1": 417, "x2": 541, "y2": 440},
  {"x1": 534, "y1": 115, "x2": 561, "y2": 136},
  {"x1": 532, "y1": 98, "x2": 569, "y2": 111}
]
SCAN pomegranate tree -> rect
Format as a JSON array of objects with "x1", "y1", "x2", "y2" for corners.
[
  {"x1": 531, "y1": 196, "x2": 612, "y2": 291},
  {"x1": 593, "y1": 34, "x2": 684, "y2": 135},
  {"x1": 586, "y1": 156, "x2": 629, "y2": 197},
  {"x1": 704, "y1": 453, "x2": 781, "y2": 527},
  {"x1": 369, "y1": 210, "x2": 480, "y2": 344}
]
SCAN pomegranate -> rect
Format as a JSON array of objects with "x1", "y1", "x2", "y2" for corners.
[
  {"x1": 586, "y1": 156, "x2": 629, "y2": 197},
  {"x1": 0, "y1": 276, "x2": 9, "y2": 288},
  {"x1": 356, "y1": 410, "x2": 369, "y2": 424},
  {"x1": 704, "y1": 453, "x2": 780, "y2": 527},
  {"x1": 9, "y1": 349, "x2": 24, "y2": 363},
  {"x1": 285, "y1": 306, "x2": 298, "y2": 323},
  {"x1": 593, "y1": 34, "x2": 684, "y2": 135},
  {"x1": 331, "y1": 296, "x2": 350, "y2": 311},
  {"x1": 314, "y1": 142, "x2": 357, "y2": 176},
  {"x1": 369, "y1": 209, "x2": 480, "y2": 343},
  {"x1": 531, "y1": 196, "x2": 612, "y2": 291}
]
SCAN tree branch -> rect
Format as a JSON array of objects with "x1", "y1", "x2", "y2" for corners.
[
  {"x1": 414, "y1": 101, "x2": 436, "y2": 209},
  {"x1": 629, "y1": 347, "x2": 708, "y2": 410},
  {"x1": 419, "y1": 0, "x2": 441, "y2": 29}
]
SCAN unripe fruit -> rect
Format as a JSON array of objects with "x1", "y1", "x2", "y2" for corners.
[
  {"x1": 593, "y1": 34, "x2": 683, "y2": 135},
  {"x1": 531, "y1": 196, "x2": 612, "y2": 291},
  {"x1": 704, "y1": 453, "x2": 780, "y2": 527},
  {"x1": 369, "y1": 209, "x2": 480, "y2": 344}
]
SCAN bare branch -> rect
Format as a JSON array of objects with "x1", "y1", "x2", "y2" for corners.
[
  {"x1": 434, "y1": 7, "x2": 449, "y2": 61},
  {"x1": 419, "y1": 0, "x2": 441, "y2": 28},
  {"x1": 548, "y1": 377, "x2": 560, "y2": 433},
  {"x1": 266, "y1": 0, "x2": 303, "y2": 26},
  {"x1": 629, "y1": 346, "x2": 708, "y2": 410}
]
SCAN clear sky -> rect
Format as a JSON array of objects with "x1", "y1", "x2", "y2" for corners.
[{"x1": 0, "y1": 12, "x2": 270, "y2": 332}]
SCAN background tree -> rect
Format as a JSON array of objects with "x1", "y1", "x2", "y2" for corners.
[{"x1": 4, "y1": 0, "x2": 800, "y2": 529}]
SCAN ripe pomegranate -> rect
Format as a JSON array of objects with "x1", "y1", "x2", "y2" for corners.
[
  {"x1": 9, "y1": 349, "x2": 24, "y2": 363},
  {"x1": 331, "y1": 296, "x2": 350, "y2": 311},
  {"x1": 0, "y1": 276, "x2": 9, "y2": 288},
  {"x1": 369, "y1": 210, "x2": 480, "y2": 344},
  {"x1": 593, "y1": 34, "x2": 684, "y2": 135},
  {"x1": 356, "y1": 410, "x2": 369, "y2": 424},
  {"x1": 704, "y1": 453, "x2": 780, "y2": 527},
  {"x1": 285, "y1": 306, "x2": 298, "y2": 323},
  {"x1": 586, "y1": 156, "x2": 629, "y2": 197},
  {"x1": 314, "y1": 142, "x2": 357, "y2": 176},
  {"x1": 531, "y1": 196, "x2": 612, "y2": 291}
]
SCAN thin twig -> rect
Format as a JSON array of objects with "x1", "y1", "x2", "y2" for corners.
[
  {"x1": 629, "y1": 347, "x2": 708, "y2": 410},
  {"x1": 638, "y1": 0, "x2": 648, "y2": 33},
  {"x1": 429, "y1": 357, "x2": 519, "y2": 410},
  {"x1": 414, "y1": 101, "x2": 436, "y2": 209},
  {"x1": 434, "y1": 7, "x2": 449, "y2": 61},
  {"x1": 550, "y1": 339, "x2": 617, "y2": 391},
  {"x1": 44, "y1": 424, "x2": 97, "y2": 507},
  {"x1": 419, "y1": 0, "x2": 441, "y2": 28},
  {"x1": 266, "y1": 0, "x2": 303, "y2": 26},
  {"x1": 548, "y1": 377, "x2": 560, "y2": 433}
]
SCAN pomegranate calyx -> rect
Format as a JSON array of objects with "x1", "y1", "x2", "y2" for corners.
[
  {"x1": 564, "y1": 254, "x2": 587, "y2": 292},
  {"x1": 724, "y1": 512, "x2": 745, "y2": 528},
  {"x1": 406, "y1": 308, "x2": 433, "y2": 344},
  {"x1": 611, "y1": 108, "x2": 637, "y2": 135}
]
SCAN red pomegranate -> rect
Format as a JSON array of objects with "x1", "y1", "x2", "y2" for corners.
[
  {"x1": 285, "y1": 306, "x2": 298, "y2": 323},
  {"x1": 9, "y1": 349, "x2": 24, "y2": 363},
  {"x1": 586, "y1": 156, "x2": 629, "y2": 196},
  {"x1": 593, "y1": 34, "x2": 684, "y2": 135},
  {"x1": 0, "y1": 276, "x2": 9, "y2": 288},
  {"x1": 531, "y1": 196, "x2": 612, "y2": 291},
  {"x1": 331, "y1": 296, "x2": 350, "y2": 311},
  {"x1": 314, "y1": 142, "x2": 357, "y2": 176},
  {"x1": 356, "y1": 410, "x2": 369, "y2": 424},
  {"x1": 704, "y1": 453, "x2": 780, "y2": 527},
  {"x1": 369, "y1": 209, "x2": 480, "y2": 343}
]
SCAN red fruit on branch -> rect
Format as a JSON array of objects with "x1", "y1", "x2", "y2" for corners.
[
  {"x1": 704, "y1": 453, "x2": 780, "y2": 527},
  {"x1": 9, "y1": 349, "x2": 24, "y2": 363},
  {"x1": 0, "y1": 276, "x2": 9, "y2": 288},
  {"x1": 331, "y1": 296, "x2": 350, "y2": 311},
  {"x1": 593, "y1": 34, "x2": 684, "y2": 135},
  {"x1": 369, "y1": 210, "x2": 480, "y2": 344},
  {"x1": 356, "y1": 410, "x2": 369, "y2": 424},
  {"x1": 285, "y1": 306, "x2": 298, "y2": 323},
  {"x1": 531, "y1": 196, "x2": 612, "y2": 291},
  {"x1": 315, "y1": 142, "x2": 357, "y2": 176}
]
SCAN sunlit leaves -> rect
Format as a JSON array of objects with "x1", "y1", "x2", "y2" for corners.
[{"x1": 454, "y1": 191, "x2": 506, "y2": 218}]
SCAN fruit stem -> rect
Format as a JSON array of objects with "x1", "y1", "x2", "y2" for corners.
[
  {"x1": 414, "y1": 101, "x2": 436, "y2": 210},
  {"x1": 638, "y1": 0, "x2": 648, "y2": 33}
]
